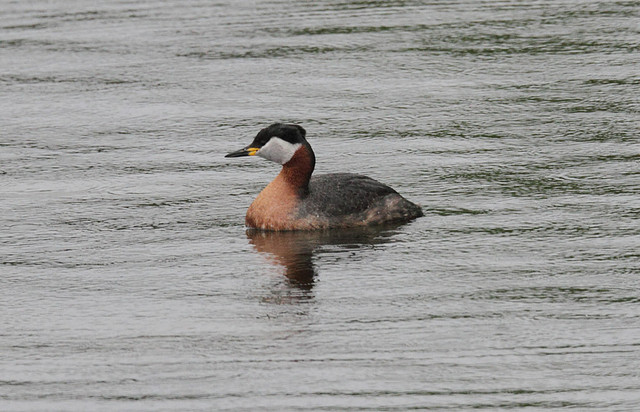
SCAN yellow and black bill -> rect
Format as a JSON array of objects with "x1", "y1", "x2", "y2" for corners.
[{"x1": 225, "y1": 146, "x2": 260, "y2": 158}]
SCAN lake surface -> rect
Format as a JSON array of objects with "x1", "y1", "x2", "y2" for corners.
[{"x1": 1, "y1": 0, "x2": 639, "y2": 410}]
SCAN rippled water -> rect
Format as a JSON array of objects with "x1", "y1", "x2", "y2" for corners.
[{"x1": 2, "y1": 0, "x2": 640, "y2": 410}]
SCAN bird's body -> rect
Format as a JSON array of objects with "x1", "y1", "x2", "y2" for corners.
[{"x1": 226, "y1": 123, "x2": 423, "y2": 231}]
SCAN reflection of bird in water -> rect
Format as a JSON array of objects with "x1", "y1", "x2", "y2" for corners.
[
  {"x1": 226, "y1": 123, "x2": 423, "y2": 231},
  {"x1": 247, "y1": 230, "x2": 316, "y2": 289},
  {"x1": 246, "y1": 224, "x2": 403, "y2": 289}
]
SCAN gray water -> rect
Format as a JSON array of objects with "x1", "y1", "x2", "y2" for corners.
[{"x1": 2, "y1": 0, "x2": 640, "y2": 410}]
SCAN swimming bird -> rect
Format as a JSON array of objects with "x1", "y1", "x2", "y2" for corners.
[{"x1": 225, "y1": 123, "x2": 423, "y2": 231}]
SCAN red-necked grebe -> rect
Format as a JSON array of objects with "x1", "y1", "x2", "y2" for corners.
[{"x1": 225, "y1": 123, "x2": 423, "y2": 231}]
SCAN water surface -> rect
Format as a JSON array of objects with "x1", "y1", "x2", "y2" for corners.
[{"x1": 1, "y1": 0, "x2": 639, "y2": 410}]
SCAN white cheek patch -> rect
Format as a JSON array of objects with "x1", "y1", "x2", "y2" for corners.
[{"x1": 257, "y1": 137, "x2": 301, "y2": 165}]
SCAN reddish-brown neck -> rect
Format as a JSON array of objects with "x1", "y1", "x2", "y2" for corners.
[{"x1": 278, "y1": 144, "x2": 315, "y2": 195}]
